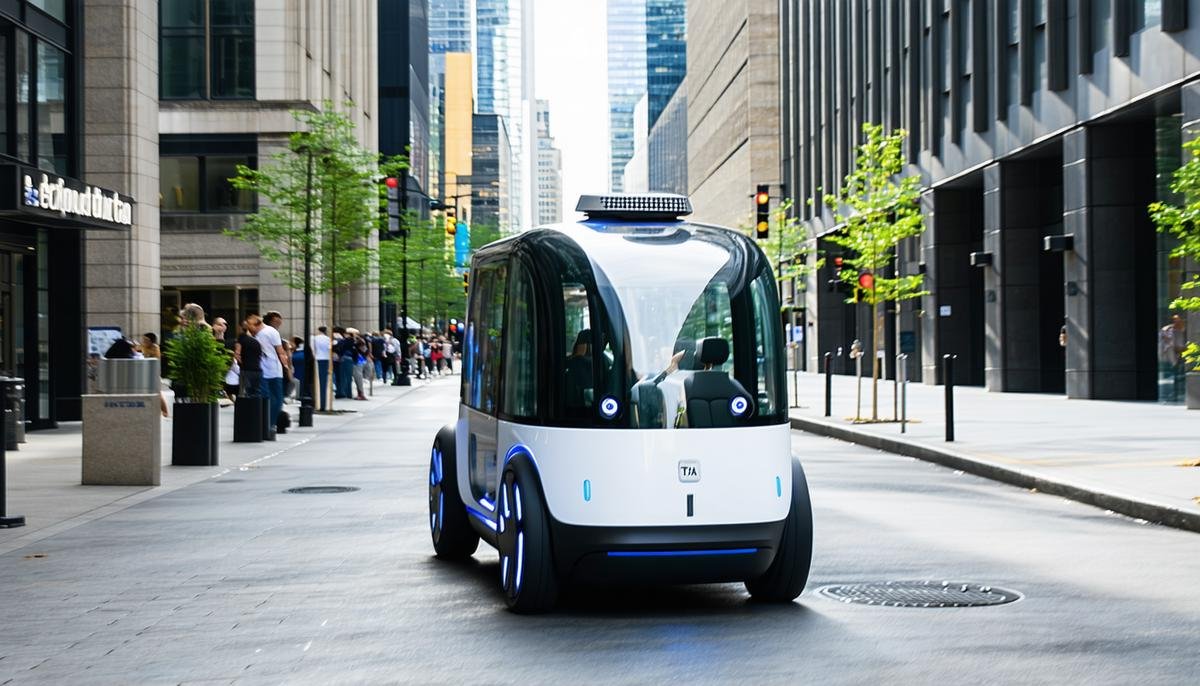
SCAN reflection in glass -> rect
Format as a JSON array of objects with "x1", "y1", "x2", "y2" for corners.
[
  {"x1": 205, "y1": 157, "x2": 253, "y2": 211},
  {"x1": 161, "y1": 35, "x2": 206, "y2": 99},
  {"x1": 29, "y1": 0, "x2": 67, "y2": 22},
  {"x1": 16, "y1": 32, "x2": 29, "y2": 162},
  {"x1": 37, "y1": 43, "x2": 68, "y2": 175},
  {"x1": 160, "y1": 157, "x2": 201, "y2": 212}
]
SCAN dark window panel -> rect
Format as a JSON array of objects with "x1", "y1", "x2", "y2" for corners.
[
  {"x1": 1162, "y1": 0, "x2": 1187, "y2": 32},
  {"x1": 890, "y1": 0, "x2": 902, "y2": 130},
  {"x1": 210, "y1": 0, "x2": 254, "y2": 27},
  {"x1": 162, "y1": 0, "x2": 204, "y2": 28},
  {"x1": 1047, "y1": 0, "x2": 1067, "y2": 90},
  {"x1": 0, "y1": 34, "x2": 7, "y2": 154},
  {"x1": 971, "y1": 0, "x2": 989, "y2": 131},
  {"x1": 29, "y1": 0, "x2": 66, "y2": 22},
  {"x1": 996, "y1": 0, "x2": 1010, "y2": 119},
  {"x1": 1113, "y1": 0, "x2": 1130, "y2": 56},
  {"x1": 160, "y1": 157, "x2": 201, "y2": 212},
  {"x1": 36, "y1": 41, "x2": 67, "y2": 174},
  {"x1": 951, "y1": 1, "x2": 964, "y2": 144},
  {"x1": 907, "y1": 0, "x2": 922, "y2": 160},
  {"x1": 1019, "y1": 0, "x2": 1034, "y2": 105},
  {"x1": 205, "y1": 156, "x2": 253, "y2": 211},
  {"x1": 211, "y1": 33, "x2": 254, "y2": 98},
  {"x1": 161, "y1": 35, "x2": 206, "y2": 99},
  {"x1": 1078, "y1": 0, "x2": 1093, "y2": 74},
  {"x1": 15, "y1": 30, "x2": 29, "y2": 163},
  {"x1": 870, "y1": 0, "x2": 882, "y2": 126}
]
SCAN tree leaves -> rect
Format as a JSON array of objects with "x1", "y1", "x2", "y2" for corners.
[{"x1": 1148, "y1": 136, "x2": 1200, "y2": 371}]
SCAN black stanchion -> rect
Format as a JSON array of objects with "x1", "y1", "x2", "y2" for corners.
[
  {"x1": 943, "y1": 354, "x2": 956, "y2": 442},
  {"x1": 823, "y1": 352, "x2": 832, "y2": 417},
  {"x1": 0, "y1": 414, "x2": 24, "y2": 528}
]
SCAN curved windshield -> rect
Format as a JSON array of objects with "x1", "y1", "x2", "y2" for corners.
[{"x1": 556, "y1": 223, "x2": 786, "y2": 428}]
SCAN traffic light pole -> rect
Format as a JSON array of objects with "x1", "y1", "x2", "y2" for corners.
[
  {"x1": 396, "y1": 169, "x2": 412, "y2": 386},
  {"x1": 299, "y1": 145, "x2": 316, "y2": 426}
]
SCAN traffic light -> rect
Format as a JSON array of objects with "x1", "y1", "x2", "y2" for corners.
[
  {"x1": 755, "y1": 184, "x2": 770, "y2": 239},
  {"x1": 462, "y1": 271, "x2": 470, "y2": 294},
  {"x1": 385, "y1": 177, "x2": 403, "y2": 236},
  {"x1": 858, "y1": 271, "x2": 875, "y2": 291},
  {"x1": 445, "y1": 205, "x2": 457, "y2": 235},
  {"x1": 828, "y1": 255, "x2": 847, "y2": 292}
]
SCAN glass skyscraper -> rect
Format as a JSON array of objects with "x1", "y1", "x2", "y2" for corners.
[
  {"x1": 645, "y1": 0, "x2": 685, "y2": 128},
  {"x1": 475, "y1": 0, "x2": 532, "y2": 231},
  {"x1": 607, "y1": 0, "x2": 647, "y2": 192},
  {"x1": 429, "y1": 0, "x2": 474, "y2": 201}
]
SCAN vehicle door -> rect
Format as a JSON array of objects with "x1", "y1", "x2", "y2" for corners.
[{"x1": 462, "y1": 260, "x2": 507, "y2": 514}]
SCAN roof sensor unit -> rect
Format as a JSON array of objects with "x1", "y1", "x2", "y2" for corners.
[{"x1": 576, "y1": 193, "x2": 693, "y2": 220}]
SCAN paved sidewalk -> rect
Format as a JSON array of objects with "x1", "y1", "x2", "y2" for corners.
[
  {"x1": 786, "y1": 371, "x2": 1200, "y2": 532},
  {"x1": 0, "y1": 377, "x2": 436, "y2": 555}
]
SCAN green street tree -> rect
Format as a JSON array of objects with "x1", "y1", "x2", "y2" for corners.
[
  {"x1": 1148, "y1": 135, "x2": 1200, "y2": 371},
  {"x1": 226, "y1": 101, "x2": 381, "y2": 408},
  {"x1": 739, "y1": 197, "x2": 823, "y2": 300},
  {"x1": 822, "y1": 123, "x2": 926, "y2": 422}
]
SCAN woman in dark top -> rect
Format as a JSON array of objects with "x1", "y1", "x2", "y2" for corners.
[{"x1": 234, "y1": 316, "x2": 264, "y2": 398}]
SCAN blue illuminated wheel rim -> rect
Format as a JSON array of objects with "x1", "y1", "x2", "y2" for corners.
[
  {"x1": 497, "y1": 472, "x2": 524, "y2": 598},
  {"x1": 729, "y1": 395, "x2": 751, "y2": 417},
  {"x1": 428, "y1": 447, "x2": 445, "y2": 543}
]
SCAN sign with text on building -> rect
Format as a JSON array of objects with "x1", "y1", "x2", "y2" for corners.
[{"x1": 0, "y1": 165, "x2": 135, "y2": 230}]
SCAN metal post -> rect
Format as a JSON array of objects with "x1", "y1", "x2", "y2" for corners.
[
  {"x1": 900, "y1": 354, "x2": 908, "y2": 434},
  {"x1": 396, "y1": 172, "x2": 412, "y2": 386},
  {"x1": 823, "y1": 352, "x2": 832, "y2": 417},
  {"x1": 0, "y1": 415, "x2": 24, "y2": 528},
  {"x1": 851, "y1": 339, "x2": 864, "y2": 421},
  {"x1": 299, "y1": 146, "x2": 315, "y2": 427},
  {"x1": 893, "y1": 353, "x2": 900, "y2": 421},
  {"x1": 943, "y1": 354, "x2": 956, "y2": 442}
]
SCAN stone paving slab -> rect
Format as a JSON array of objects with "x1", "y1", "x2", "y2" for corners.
[{"x1": 786, "y1": 370, "x2": 1200, "y2": 532}]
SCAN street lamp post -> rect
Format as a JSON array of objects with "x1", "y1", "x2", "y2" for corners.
[{"x1": 298, "y1": 142, "x2": 317, "y2": 427}]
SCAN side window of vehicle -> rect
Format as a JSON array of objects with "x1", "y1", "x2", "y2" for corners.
[
  {"x1": 480, "y1": 264, "x2": 508, "y2": 414},
  {"x1": 749, "y1": 271, "x2": 780, "y2": 417},
  {"x1": 561, "y1": 281, "x2": 595, "y2": 416},
  {"x1": 503, "y1": 260, "x2": 538, "y2": 418},
  {"x1": 463, "y1": 267, "x2": 488, "y2": 408}
]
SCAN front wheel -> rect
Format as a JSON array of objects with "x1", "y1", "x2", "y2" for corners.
[
  {"x1": 497, "y1": 454, "x2": 559, "y2": 613},
  {"x1": 429, "y1": 425, "x2": 479, "y2": 559},
  {"x1": 745, "y1": 458, "x2": 813, "y2": 602}
]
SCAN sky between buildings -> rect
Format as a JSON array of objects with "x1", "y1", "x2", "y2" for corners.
[{"x1": 533, "y1": 0, "x2": 609, "y2": 221}]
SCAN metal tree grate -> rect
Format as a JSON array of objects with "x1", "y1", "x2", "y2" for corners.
[
  {"x1": 284, "y1": 486, "x2": 361, "y2": 495},
  {"x1": 818, "y1": 581, "x2": 1021, "y2": 608}
]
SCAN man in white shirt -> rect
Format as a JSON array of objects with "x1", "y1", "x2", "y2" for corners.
[
  {"x1": 257, "y1": 311, "x2": 290, "y2": 433},
  {"x1": 312, "y1": 326, "x2": 332, "y2": 410}
]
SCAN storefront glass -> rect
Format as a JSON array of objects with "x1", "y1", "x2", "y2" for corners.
[{"x1": 1154, "y1": 115, "x2": 1188, "y2": 404}]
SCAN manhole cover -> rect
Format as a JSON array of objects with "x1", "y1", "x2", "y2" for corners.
[
  {"x1": 284, "y1": 486, "x2": 360, "y2": 495},
  {"x1": 818, "y1": 581, "x2": 1021, "y2": 608}
]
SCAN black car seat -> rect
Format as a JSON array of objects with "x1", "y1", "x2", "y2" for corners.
[
  {"x1": 564, "y1": 329, "x2": 593, "y2": 407},
  {"x1": 683, "y1": 337, "x2": 750, "y2": 428}
]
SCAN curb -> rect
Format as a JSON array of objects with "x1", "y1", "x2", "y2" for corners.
[{"x1": 790, "y1": 415, "x2": 1200, "y2": 535}]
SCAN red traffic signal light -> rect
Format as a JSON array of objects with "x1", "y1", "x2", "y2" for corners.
[
  {"x1": 833, "y1": 256, "x2": 844, "y2": 267},
  {"x1": 385, "y1": 176, "x2": 399, "y2": 188},
  {"x1": 858, "y1": 272, "x2": 875, "y2": 291}
]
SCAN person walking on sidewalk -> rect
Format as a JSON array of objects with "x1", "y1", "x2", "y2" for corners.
[
  {"x1": 442, "y1": 338, "x2": 454, "y2": 374},
  {"x1": 312, "y1": 326, "x2": 331, "y2": 410},
  {"x1": 257, "y1": 311, "x2": 290, "y2": 430},
  {"x1": 334, "y1": 327, "x2": 356, "y2": 398},
  {"x1": 351, "y1": 330, "x2": 370, "y2": 400},
  {"x1": 235, "y1": 316, "x2": 264, "y2": 398}
]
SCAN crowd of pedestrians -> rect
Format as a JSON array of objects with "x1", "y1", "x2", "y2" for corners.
[{"x1": 106, "y1": 303, "x2": 459, "y2": 427}]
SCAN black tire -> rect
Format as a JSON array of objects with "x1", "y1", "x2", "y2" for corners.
[
  {"x1": 745, "y1": 458, "x2": 813, "y2": 602},
  {"x1": 429, "y1": 425, "x2": 480, "y2": 559},
  {"x1": 496, "y1": 454, "x2": 559, "y2": 614}
]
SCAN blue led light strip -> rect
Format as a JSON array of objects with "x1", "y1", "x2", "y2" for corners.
[
  {"x1": 606, "y1": 548, "x2": 758, "y2": 558},
  {"x1": 466, "y1": 506, "x2": 498, "y2": 531}
]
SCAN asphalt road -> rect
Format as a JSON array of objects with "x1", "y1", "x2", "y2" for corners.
[{"x1": 1, "y1": 379, "x2": 1197, "y2": 685}]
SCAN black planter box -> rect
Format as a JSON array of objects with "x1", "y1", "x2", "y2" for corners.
[
  {"x1": 233, "y1": 396, "x2": 263, "y2": 443},
  {"x1": 172, "y1": 401, "x2": 219, "y2": 466}
]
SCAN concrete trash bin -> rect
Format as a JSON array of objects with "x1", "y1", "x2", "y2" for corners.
[{"x1": 83, "y1": 358, "x2": 163, "y2": 486}]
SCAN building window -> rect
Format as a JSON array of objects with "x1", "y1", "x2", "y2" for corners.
[
  {"x1": 36, "y1": 42, "x2": 67, "y2": 174},
  {"x1": 160, "y1": 0, "x2": 255, "y2": 100},
  {"x1": 29, "y1": 0, "x2": 67, "y2": 23},
  {"x1": 160, "y1": 155, "x2": 254, "y2": 213}
]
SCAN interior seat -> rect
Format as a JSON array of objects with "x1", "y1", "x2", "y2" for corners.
[{"x1": 683, "y1": 337, "x2": 750, "y2": 428}]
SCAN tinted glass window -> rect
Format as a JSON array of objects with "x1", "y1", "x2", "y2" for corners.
[
  {"x1": 36, "y1": 43, "x2": 68, "y2": 175},
  {"x1": 29, "y1": 0, "x2": 67, "y2": 22},
  {"x1": 481, "y1": 264, "x2": 507, "y2": 414},
  {"x1": 161, "y1": 0, "x2": 254, "y2": 100},
  {"x1": 205, "y1": 156, "x2": 253, "y2": 211},
  {"x1": 750, "y1": 272, "x2": 781, "y2": 417},
  {"x1": 15, "y1": 32, "x2": 29, "y2": 162},
  {"x1": 503, "y1": 260, "x2": 537, "y2": 418},
  {"x1": 160, "y1": 157, "x2": 200, "y2": 211}
]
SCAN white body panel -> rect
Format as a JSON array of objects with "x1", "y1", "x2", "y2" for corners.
[{"x1": 465, "y1": 417, "x2": 794, "y2": 527}]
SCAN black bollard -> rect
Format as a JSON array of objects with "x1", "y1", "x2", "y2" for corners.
[
  {"x1": 233, "y1": 395, "x2": 264, "y2": 442},
  {"x1": 823, "y1": 352, "x2": 833, "y2": 417},
  {"x1": 943, "y1": 354, "x2": 956, "y2": 442},
  {"x1": 0, "y1": 413, "x2": 24, "y2": 528}
]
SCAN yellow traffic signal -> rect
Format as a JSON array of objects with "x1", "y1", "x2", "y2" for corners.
[
  {"x1": 446, "y1": 216, "x2": 457, "y2": 235},
  {"x1": 462, "y1": 271, "x2": 470, "y2": 294},
  {"x1": 755, "y1": 184, "x2": 769, "y2": 239}
]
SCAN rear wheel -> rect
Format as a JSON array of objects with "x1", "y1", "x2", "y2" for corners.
[
  {"x1": 429, "y1": 425, "x2": 479, "y2": 559},
  {"x1": 497, "y1": 454, "x2": 559, "y2": 613},
  {"x1": 745, "y1": 458, "x2": 813, "y2": 602}
]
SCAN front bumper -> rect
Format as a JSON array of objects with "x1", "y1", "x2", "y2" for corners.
[{"x1": 549, "y1": 517, "x2": 786, "y2": 585}]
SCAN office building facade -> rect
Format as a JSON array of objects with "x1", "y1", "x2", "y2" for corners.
[
  {"x1": 686, "y1": 0, "x2": 780, "y2": 227},
  {"x1": 780, "y1": 0, "x2": 1200, "y2": 407},
  {"x1": 158, "y1": 1, "x2": 380, "y2": 338},
  {"x1": 535, "y1": 100, "x2": 563, "y2": 226},
  {"x1": 646, "y1": 0, "x2": 686, "y2": 127},
  {"x1": 607, "y1": 0, "x2": 647, "y2": 192},
  {"x1": 471, "y1": 113, "x2": 512, "y2": 230},
  {"x1": 648, "y1": 82, "x2": 687, "y2": 194}
]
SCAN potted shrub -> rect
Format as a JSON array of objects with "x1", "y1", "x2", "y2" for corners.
[{"x1": 164, "y1": 324, "x2": 230, "y2": 466}]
